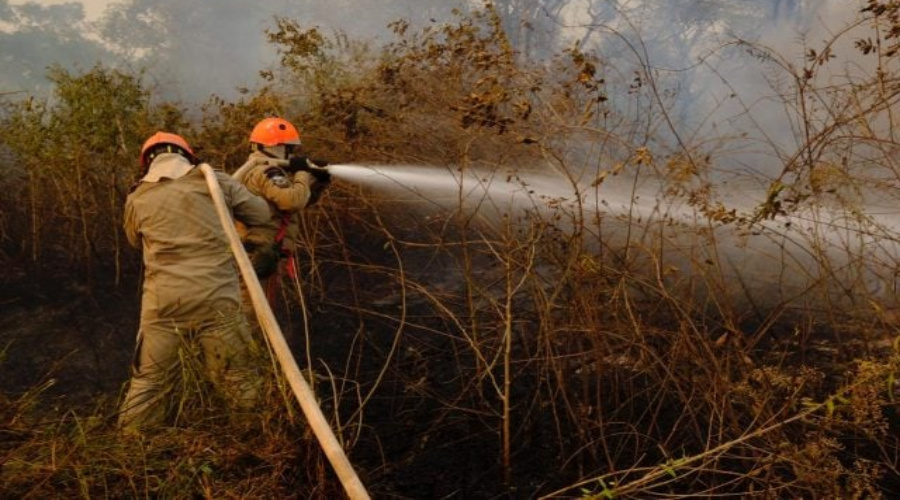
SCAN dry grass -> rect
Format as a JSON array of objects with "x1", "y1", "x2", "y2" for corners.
[{"x1": 3, "y1": 4, "x2": 900, "y2": 498}]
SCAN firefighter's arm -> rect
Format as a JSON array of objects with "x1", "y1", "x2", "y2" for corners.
[
  {"x1": 256, "y1": 166, "x2": 312, "y2": 212},
  {"x1": 286, "y1": 156, "x2": 331, "y2": 206},
  {"x1": 123, "y1": 198, "x2": 141, "y2": 248},
  {"x1": 217, "y1": 170, "x2": 273, "y2": 228}
]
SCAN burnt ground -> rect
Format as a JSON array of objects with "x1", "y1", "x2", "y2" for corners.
[
  {"x1": 5, "y1": 246, "x2": 899, "y2": 498},
  {"x1": 0, "y1": 250, "x2": 544, "y2": 499},
  {"x1": 0, "y1": 280, "x2": 138, "y2": 418}
]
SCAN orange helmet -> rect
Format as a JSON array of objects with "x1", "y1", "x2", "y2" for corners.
[
  {"x1": 140, "y1": 131, "x2": 195, "y2": 170},
  {"x1": 249, "y1": 117, "x2": 301, "y2": 147}
]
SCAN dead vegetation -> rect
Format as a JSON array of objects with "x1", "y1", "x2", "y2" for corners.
[{"x1": 3, "y1": 3, "x2": 900, "y2": 498}]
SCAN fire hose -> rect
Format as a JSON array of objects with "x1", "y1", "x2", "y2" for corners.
[{"x1": 200, "y1": 164, "x2": 370, "y2": 500}]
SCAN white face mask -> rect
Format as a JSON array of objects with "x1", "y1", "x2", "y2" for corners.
[{"x1": 262, "y1": 145, "x2": 288, "y2": 160}]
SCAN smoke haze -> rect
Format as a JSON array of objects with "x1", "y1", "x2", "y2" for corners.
[
  {"x1": 2, "y1": 2, "x2": 889, "y2": 190},
  {"x1": 2, "y1": 0, "x2": 469, "y2": 100},
  {"x1": 544, "y1": 1, "x2": 877, "y2": 180},
  {"x1": 1, "y1": 1, "x2": 866, "y2": 103}
]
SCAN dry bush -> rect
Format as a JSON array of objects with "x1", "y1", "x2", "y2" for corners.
[
  {"x1": 194, "y1": 88, "x2": 289, "y2": 170},
  {"x1": 264, "y1": 4, "x2": 607, "y2": 169},
  {"x1": 3, "y1": 3, "x2": 900, "y2": 499},
  {"x1": 0, "y1": 332, "x2": 355, "y2": 499},
  {"x1": 267, "y1": 4, "x2": 900, "y2": 497},
  {"x1": 0, "y1": 64, "x2": 190, "y2": 288}
]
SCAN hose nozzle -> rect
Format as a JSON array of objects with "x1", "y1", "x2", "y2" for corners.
[{"x1": 289, "y1": 156, "x2": 331, "y2": 183}]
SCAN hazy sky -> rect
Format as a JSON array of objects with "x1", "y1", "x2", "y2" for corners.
[
  {"x1": 0, "y1": 0, "x2": 472, "y2": 100},
  {"x1": 1, "y1": 0, "x2": 876, "y2": 148},
  {"x1": 9, "y1": 0, "x2": 108, "y2": 20}
]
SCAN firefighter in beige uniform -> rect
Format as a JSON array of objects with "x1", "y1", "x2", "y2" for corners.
[
  {"x1": 235, "y1": 117, "x2": 330, "y2": 300},
  {"x1": 119, "y1": 132, "x2": 274, "y2": 432}
]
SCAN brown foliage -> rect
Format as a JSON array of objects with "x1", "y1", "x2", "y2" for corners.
[{"x1": 3, "y1": 4, "x2": 900, "y2": 499}]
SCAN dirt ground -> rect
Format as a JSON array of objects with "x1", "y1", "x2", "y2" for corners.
[
  {"x1": 0, "y1": 231, "x2": 571, "y2": 498},
  {"x1": 0, "y1": 281, "x2": 138, "y2": 418}
]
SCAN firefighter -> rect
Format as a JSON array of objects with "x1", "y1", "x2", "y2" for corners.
[
  {"x1": 235, "y1": 117, "x2": 331, "y2": 286},
  {"x1": 118, "y1": 132, "x2": 274, "y2": 433}
]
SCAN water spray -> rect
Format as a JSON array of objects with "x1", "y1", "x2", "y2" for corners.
[
  {"x1": 321, "y1": 162, "x2": 900, "y2": 318},
  {"x1": 232, "y1": 157, "x2": 900, "y2": 319}
]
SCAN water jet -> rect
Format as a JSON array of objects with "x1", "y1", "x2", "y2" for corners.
[{"x1": 328, "y1": 163, "x2": 900, "y2": 322}]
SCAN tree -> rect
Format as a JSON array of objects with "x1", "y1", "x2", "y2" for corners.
[
  {"x1": 0, "y1": 64, "x2": 182, "y2": 285},
  {"x1": 860, "y1": 0, "x2": 900, "y2": 57}
]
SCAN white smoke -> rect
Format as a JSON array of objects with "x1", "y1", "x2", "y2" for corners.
[{"x1": 548, "y1": 1, "x2": 880, "y2": 181}]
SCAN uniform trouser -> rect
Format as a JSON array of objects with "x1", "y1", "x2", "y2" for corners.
[
  {"x1": 241, "y1": 247, "x2": 282, "y2": 338},
  {"x1": 241, "y1": 277, "x2": 261, "y2": 339},
  {"x1": 118, "y1": 308, "x2": 261, "y2": 432}
]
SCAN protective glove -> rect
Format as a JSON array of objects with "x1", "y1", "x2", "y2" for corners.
[
  {"x1": 304, "y1": 176, "x2": 331, "y2": 207},
  {"x1": 248, "y1": 242, "x2": 281, "y2": 279},
  {"x1": 286, "y1": 156, "x2": 310, "y2": 174},
  {"x1": 288, "y1": 156, "x2": 331, "y2": 183},
  {"x1": 309, "y1": 165, "x2": 331, "y2": 184}
]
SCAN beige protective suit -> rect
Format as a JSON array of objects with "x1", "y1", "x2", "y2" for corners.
[
  {"x1": 233, "y1": 151, "x2": 316, "y2": 336},
  {"x1": 119, "y1": 153, "x2": 274, "y2": 432},
  {"x1": 233, "y1": 151, "x2": 325, "y2": 346},
  {"x1": 236, "y1": 151, "x2": 314, "y2": 266}
]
